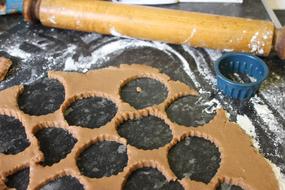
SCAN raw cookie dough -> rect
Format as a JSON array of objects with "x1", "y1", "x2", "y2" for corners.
[
  {"x1": 0, "y1": 64, "x2": 279, "y2": 190},
  {"x1": 0, "y1": 56, "x2": 12, "y2": 81}
]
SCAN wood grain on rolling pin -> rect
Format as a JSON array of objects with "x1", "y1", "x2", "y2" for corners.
[{"x1": 24, "y1": 0, "x2": 275, "y2": 56}]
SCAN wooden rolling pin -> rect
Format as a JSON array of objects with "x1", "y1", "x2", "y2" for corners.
[{"x1": 23, "y1": 0, "x2": 285, "y2": 59}]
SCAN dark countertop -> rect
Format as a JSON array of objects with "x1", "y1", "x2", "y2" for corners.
[
  {"x1": 275, "y1": 10, "x2": 285, "y2": 25},
  {"x1": 0, "y1": 1, "x2": 285, "y2": 190}
]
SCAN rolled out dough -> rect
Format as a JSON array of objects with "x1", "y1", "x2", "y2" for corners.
[{"x1": 0, "y1": 64, "x2": 279, "y2": 190}]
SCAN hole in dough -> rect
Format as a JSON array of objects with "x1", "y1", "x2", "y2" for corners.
[
  {"x1": 0, "y1": 115, "x2": 30, "y2": 155},
  {"x1": 166, "y1": 95, "x2": 216, "y2": 127},
  {"x1": 35, "y1": 127, "x2": 77, "y2": 166},
  {"x1": 120, "y1": 77, "x2": 168, "y2": 109},
  {"x1": 77, "y1": 140, "x2": 128, "y2": 178},
  {"x1": 18, "y1": 78, "x2": 65, "y2": 116},
  {"x1": 39, "y1": 176, "x2": 84, "y2": 190},
  {"x1": 5, "y1": 167, "x2": 30, "y2": 190},
  {"x1": 64, "y1": 96, "x2": 117, "y2": 129},
  {"x1": 168, "y1": 136, "x2": 221, "y2": 183},
  {"x1": 117, "y1": 115, "x2": 172, "y2": 150},
  {"x1": 124, "y1": 167, "x2": 184, "y2": 190}
]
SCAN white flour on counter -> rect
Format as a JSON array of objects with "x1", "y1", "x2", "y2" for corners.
[
  {"x1": 236, "y1": 114, "x2": 260, "y2": 149},
  {"x1": 6, "y1": 45, "x2": 31, "y2": 61},
  {"x1": 183, "y1": 45, "x2": 216, "y2": 85},
  {"x1": 270, "y1": 161, "x2": 285, "y2": 190},
  {"x1": 251, "y1": 96, "x2": 285, "y2": 147},
  {"x1": 261, "y1": 72, "x2": 285, "y2": 119},
  {"x1": 63, "y1": 44, "x2": 112, "y2": 72},
  {"x1": 204, "y1": 48, "x2": 223, "y2": 61},
  {"x1": 1, "y1": 31, "x2": 285, "y2": 188},
  {"x1": 63, "y1": 38, "x2": 201, "y2": 88},
  {"x1": 81, "y1": 33, "x2": 102, "y2": 44}
]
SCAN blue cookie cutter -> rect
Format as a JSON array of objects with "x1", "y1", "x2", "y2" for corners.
[{"x1": 214, "y1": 53, "x2": 269, "y2": 100}]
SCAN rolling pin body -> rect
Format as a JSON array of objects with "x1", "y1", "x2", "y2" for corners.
[{"x1": 24, "y1": 0, "x2": 275, "y2": 56}]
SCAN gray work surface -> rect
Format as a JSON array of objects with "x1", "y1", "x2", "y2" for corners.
[
  {"x1": 275, "y1": 10, "x2": 285, "y2": 25},
  {"x1": 0, "y1": 0, "x2": 284, "y2": 190}
]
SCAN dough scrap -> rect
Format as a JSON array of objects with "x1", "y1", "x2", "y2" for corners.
[{"x1": 0, "y1": 64, "x2": 279, "y2": 190}]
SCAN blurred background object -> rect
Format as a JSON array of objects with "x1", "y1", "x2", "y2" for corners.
[
  {"x1": 268, "y1": 0, "x2": 285, "y2": 9},
  {"x1": 0, "y1": 0, "x2": 22, "y2": 15},
  {"x1": 113, "y1": 0, "x2": 243, "y2": 4},
  {"x1": 180, "y1": 0, "x2": 242, "y2": 2},
  {"x1": 268, "y1": 0, "x2": 285, "y2": 26},
  {"x1": 112, "y1": 0, "x2": 178, "y2": 4}
]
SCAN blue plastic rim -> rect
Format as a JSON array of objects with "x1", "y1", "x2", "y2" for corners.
[{"x1": 214, "y1": 53, "x2": 269, "y2": 100}]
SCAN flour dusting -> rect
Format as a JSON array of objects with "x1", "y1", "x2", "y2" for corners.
[
  {"x1": 183, "y1": 28, "x2": 197, "y2": 44},
  {"x1": 251, "y1": 96, "x2": 285, "y2": 147},
  {"x1": 6, "y1": 45, "x2": 31, "y2": 61},
  {"x1": 183, "y1": 45, "x2": 216, "y2": 85},
  {"x1": 1, "y1": 28, "x2": 285, "y2": 188},
  {"x1": 203, "y1": 98, "x2": 221, "y2": 114},
  {"x1": 248, "y1": 30, "x2": 272, "y2": 55},
  {"x1": 81, "y1": 33, "x2": 102, "y2": 44},
  {"x1": 48, "y1": 15, "x2": 57, "y2": 25},
  {"x1": 237, "y1": 114, "x2": 260, "y2": 149},
  {"x1": 249, "y1": 32, "x2": 264, "y2": 54},
  {"x1": 62, "y1": 38, "x2": 201, "y2": 88},
  {"x1": 261, "y1": 71, "x2": 285, "y2": 119},
  {"x1": 63, "y1": 44, "x2": 113, "y2": 72},
  {"x1": 110, "y1": 27, "x2": 123, "y2": 37},
  {"x1": 270, "y1": 161, "x2": 285, "y2": 190},
  {"x1": 204, "y1": 49, "x2": 223, "y2": 61}
]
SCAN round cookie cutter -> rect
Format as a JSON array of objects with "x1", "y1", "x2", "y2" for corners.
[{"x1": 214, "y1": 53, "x2": 269, "y2": 100}]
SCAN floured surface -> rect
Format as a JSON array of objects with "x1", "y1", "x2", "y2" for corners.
[
  {"x1": 0, "y1": 21, "x2": 284, "y2": 189},
  {"x1": 0, "y1": 64, "x2": 280, "y2": 190}
]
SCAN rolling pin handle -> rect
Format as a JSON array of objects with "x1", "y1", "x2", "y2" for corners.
[
  {"x1": 23, "y1": 0, "x2": 41, "y2": 22},
  {"x1": 275, "y1": 27, "x2": 285, "y2": 60}
]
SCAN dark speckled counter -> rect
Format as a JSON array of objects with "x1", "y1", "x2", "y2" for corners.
[{"x1": 0, "y1": 0, "x2": 285, "y2": 190}]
